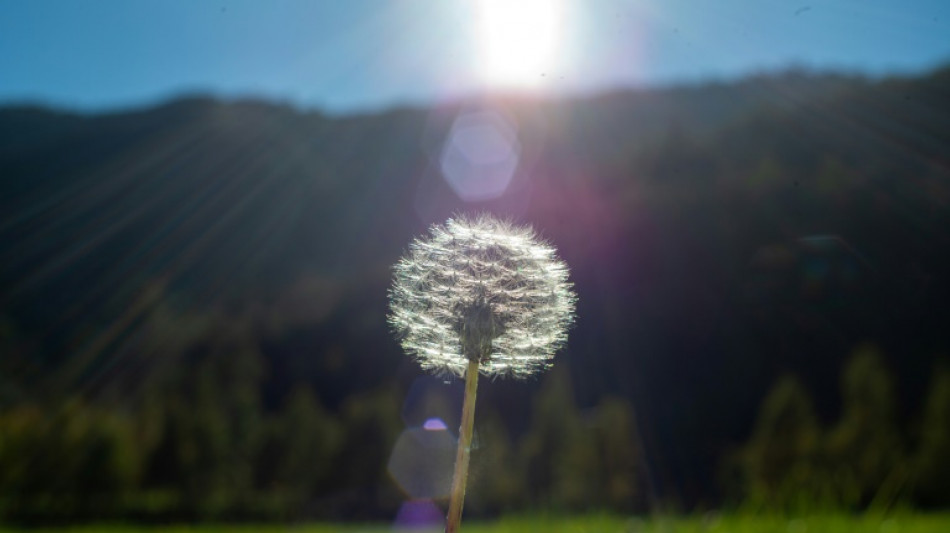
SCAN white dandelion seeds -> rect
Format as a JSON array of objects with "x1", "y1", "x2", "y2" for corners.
[
  {"x1": 389, "y1": 213, "x2": 577, "y2": 532},
  {"x1": 388, "y1": 214, "x2": 576, "y2": 379}
]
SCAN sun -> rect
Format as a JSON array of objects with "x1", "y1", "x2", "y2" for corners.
[{"x1": 476, "y1": 0, "x2": 564, "y2": 89}]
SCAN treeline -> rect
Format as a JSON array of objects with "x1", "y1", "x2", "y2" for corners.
[
  {"x1": 733, "y1": 348, "x2": 950, "y2": 513},
  {"x1": 0, "y1": 303, "x2": 644, "y2": 522},
  {"x1": 0, "y1": 305, "x2": 394, "y2": 523},
  {"x1": 2, "y1": 303, "x2": 948, "y2": 523}
]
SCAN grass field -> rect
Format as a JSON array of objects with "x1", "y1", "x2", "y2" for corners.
[{"x1": 2, "y1": 514, "x2": 950, "y2": 533}]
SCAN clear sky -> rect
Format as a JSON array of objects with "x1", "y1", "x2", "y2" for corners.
[{"x1": 1, "y1": 0, "x2": 948, "y2": 113}]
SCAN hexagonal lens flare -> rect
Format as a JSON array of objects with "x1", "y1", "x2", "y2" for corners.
[
  {"x1": 439, "y1": 111, "x2": 521, "y2": 202},
  {"x1": 387, "y1": 426, "x2": 457, "y2": 500}
]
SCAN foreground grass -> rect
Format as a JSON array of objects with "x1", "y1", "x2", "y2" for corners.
[
  {"x1": 2, "y1": 514, "x2": 949, "y2": 532},
  {"x1": 481, "y1": 514, "x2": 950, "y2": 532}
]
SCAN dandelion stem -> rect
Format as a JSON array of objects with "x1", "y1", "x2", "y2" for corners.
[{"x1": 445, "y1": 358, "x2": 479, "y2": 533}]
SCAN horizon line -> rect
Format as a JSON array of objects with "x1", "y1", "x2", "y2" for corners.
[{"x1": 2, "y1": 59, "x2": 947, "y2": 119}]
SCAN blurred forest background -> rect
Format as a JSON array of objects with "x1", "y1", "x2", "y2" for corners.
[{"x1": 1, "y1": 64, "x2": 949, "y2": 523}]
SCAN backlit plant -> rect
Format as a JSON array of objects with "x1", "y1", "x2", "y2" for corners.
[{"x1": 389, "y1": 214, "x2": 576, "y2": 532}]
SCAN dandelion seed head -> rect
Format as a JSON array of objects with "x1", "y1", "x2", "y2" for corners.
[{"x1": 389, "y1": 214, "x2": 576, "y2": 378}]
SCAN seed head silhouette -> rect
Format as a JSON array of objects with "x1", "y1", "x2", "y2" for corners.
[{"x1": 389, "y1": 214, "x2": 576, "y2": 378}]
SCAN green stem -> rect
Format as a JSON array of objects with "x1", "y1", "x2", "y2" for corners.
[{"x1": 445, "y1": 358, "x2": 480, "y2": 533}]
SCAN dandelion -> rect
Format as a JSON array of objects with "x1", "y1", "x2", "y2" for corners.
[
  {"x1": 389, "y1": 214, "x2": 576, "y2": 378},
  {"x1": 389, "y1": 214, "x2": 576, "y2": 532}
]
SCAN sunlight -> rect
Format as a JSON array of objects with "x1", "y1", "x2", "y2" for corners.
[{"x1": 476, "y1": 0, "x2": 564, "y2": 89}]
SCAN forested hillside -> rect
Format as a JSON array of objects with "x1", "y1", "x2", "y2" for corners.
[{"x1": 1, "y1": 65, "x2": 949, "y2": 521}]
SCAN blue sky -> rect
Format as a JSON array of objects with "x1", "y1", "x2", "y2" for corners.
[{"x1": 1, "y1": 0, "x2": 948, "y2": 113}]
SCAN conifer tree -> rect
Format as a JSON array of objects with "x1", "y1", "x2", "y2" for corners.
[
  {"x1": 826, "y1": 346, "x2": 905, "y2": 509},
  {"x1": 257, "y1": 385, "x2": 342, "y2": 512},
  {"x1": 911, "y1": 362, "x2": 950, "y2": 507},
  {"x1": 594, "y1": 397, "x2": 641, "y2": 511},
  {"x1": 521, "y1": 368, "x2": 600, "y2": 510},
  {"x1": 741, "y1": 375, "x2": 823, "y2": 511},
  {"x1": 467, "y1": 411, "x2": 525, "y2": 514}
]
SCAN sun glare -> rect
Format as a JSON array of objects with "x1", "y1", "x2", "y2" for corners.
[{"x1": 476, "y1": 0, "x2": 564, "y2": 89}]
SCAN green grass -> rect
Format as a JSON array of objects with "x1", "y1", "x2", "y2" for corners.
[
  {"x1": 2, "y1": 514, "x2": 949, "y2": 532},
  {"x1": 477, "y1": 514, "x2": 950, "y2": 532}
]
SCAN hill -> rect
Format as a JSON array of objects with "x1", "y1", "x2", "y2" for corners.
[{"x1": 1, "y1": 66, "x2": 949, "y2": 513}]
